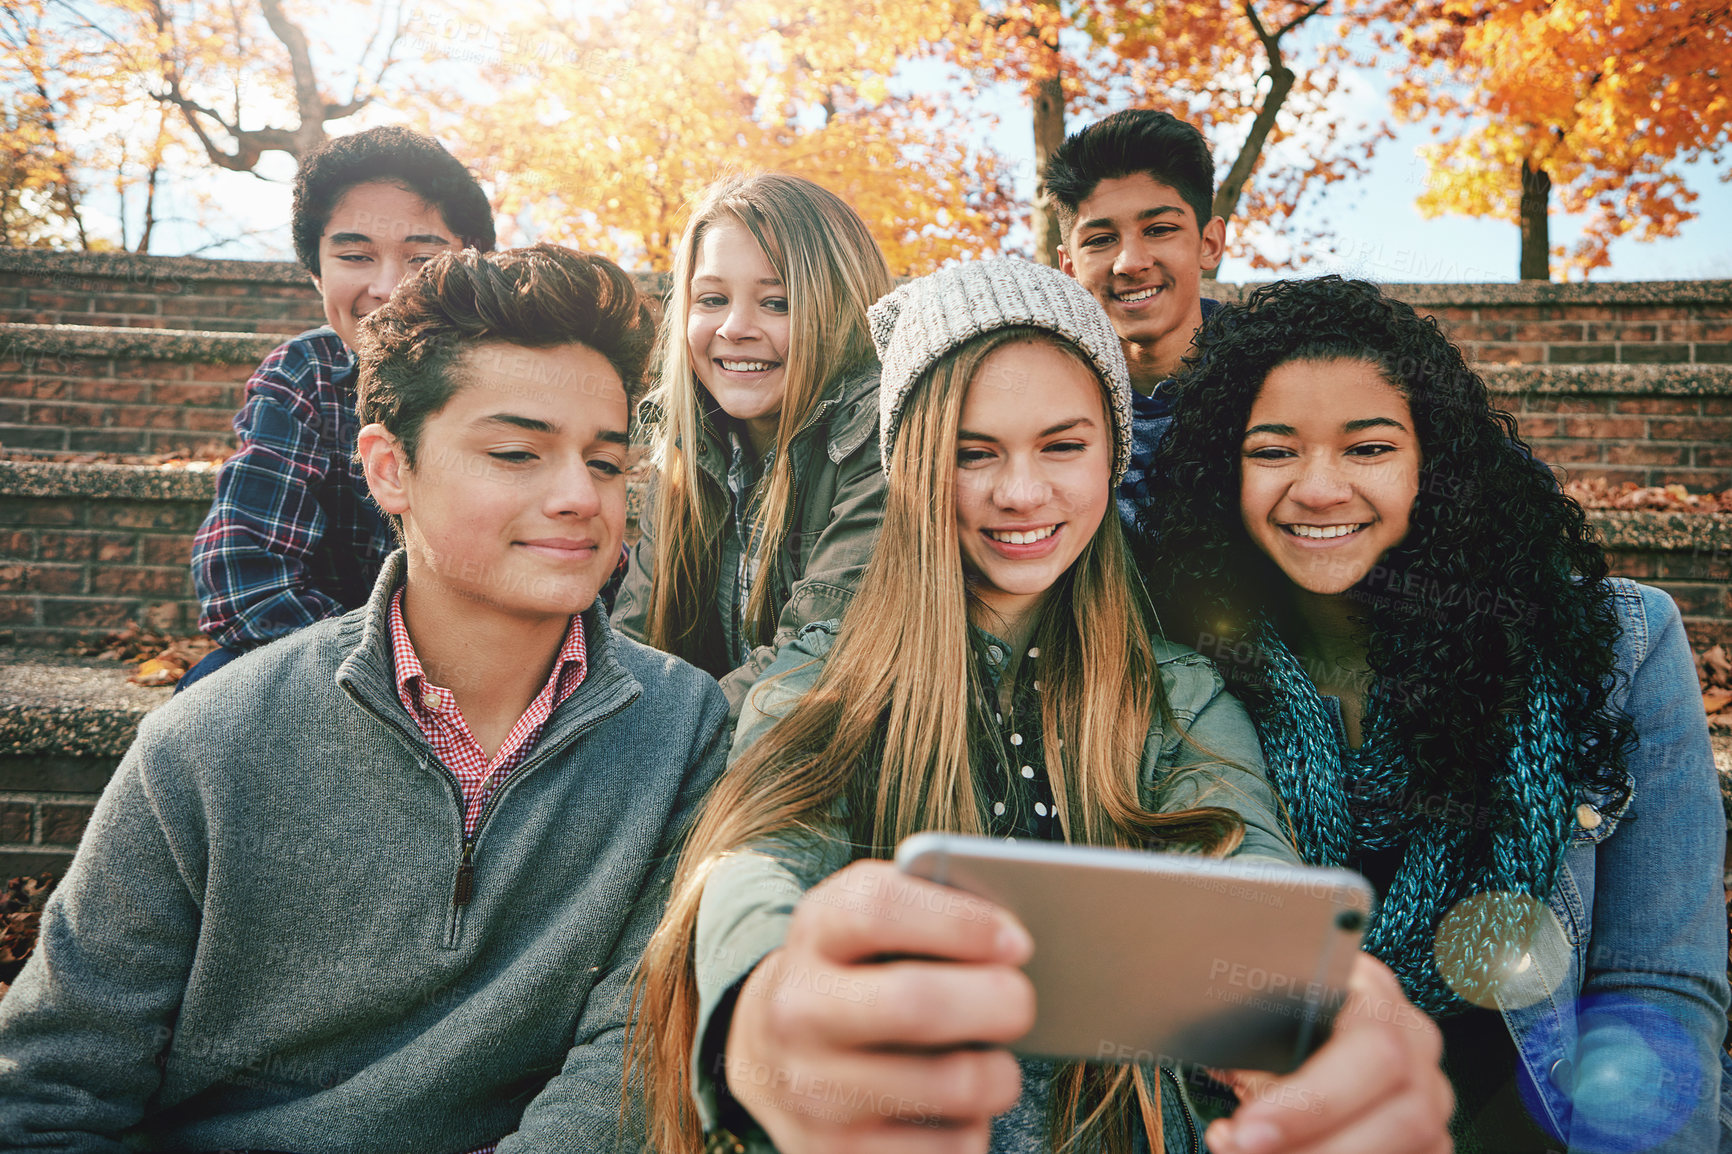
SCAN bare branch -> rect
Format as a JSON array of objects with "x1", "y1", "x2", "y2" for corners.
[
  {"x1": 1242, "y1": 0, "x2": 1276, "y2": 54},
  {"x1": 1274, "y1": 0, "x2": 1329, "y2": 42},
  {"x1": 347, "y1": 1, "x2": 405, "y2": 108},
  {"x1": 257, "y1": 0, "x2": 328, "y2": 154}
]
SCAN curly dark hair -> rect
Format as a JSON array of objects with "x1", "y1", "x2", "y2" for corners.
[
  {"x1": 1137, "y1": 276, "x2": 1633, "y2": 832},
  {"x1": 292, "y1": 126, "x2": 495, "y2": 276}
]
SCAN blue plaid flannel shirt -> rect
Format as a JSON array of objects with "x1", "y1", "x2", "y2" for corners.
[
  {"x1": 192, "y1": 329, "x2": 394, "y2": 650},
  {"x1": 192, "y1": 327, "x2": 632, "y2": 651}
]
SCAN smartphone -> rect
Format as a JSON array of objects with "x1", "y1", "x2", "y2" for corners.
[{"x1": 894, "y1": 832, "x2": 1374, "y2": 1074}]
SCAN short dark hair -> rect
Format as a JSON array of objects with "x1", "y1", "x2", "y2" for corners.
[
  {"x1": 1041, "y1": 109, "x2": 1216, "y2": 236},
  {"x1": 292, "y1": 126, "x2": 495, "y2": 276},
  {"x1": 355, "y1": 244, "x2": 655, "y2": 473}
]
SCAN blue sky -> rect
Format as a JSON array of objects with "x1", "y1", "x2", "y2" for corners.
[
  {"x1": 127, "y1": 16, "x2": 1731, "y2": 282},
  {"x1": 938, "y1": 52, "x2": 1732, "y2": 284}
]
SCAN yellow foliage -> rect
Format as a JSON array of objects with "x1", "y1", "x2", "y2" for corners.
[
  {"x1": 1375, "y1": 0, "x2": 1732, "y2": 273},
  {"x1": 414, "y1": 0, "x2": 1010, "y2": 274}
]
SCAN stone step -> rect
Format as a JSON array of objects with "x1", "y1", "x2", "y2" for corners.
[
  {"x1": 0, "y1": 324, "x2": 280, "y2": 457},
  {"x1": 0, "y1": 321, "x2": 280, "y2": 362},
  {"x1": 1, "y1": 457, "x2": 1725, "y2": 647},
  {"x1": 0, "y1": 645, "x2": 168, "y2": 875},
  {"x1": 6, "y1": 321, "x2": 1730, "y2": 382},
  {"x1": 2, "y1": 642, "x2": 1727, "y2": 878},
  {"x1": 1479, "y1": 363, "x2": 1732, "y2": 394},
  {"x1": 0, "y1": 248, "x2": 676, "y2": 337},
  {"x1": 5, "y1": 318, "x2": 1730, "y2": 486},
  {"x1": 0, "y1": 249, "x2": 324, "y2": 337}
]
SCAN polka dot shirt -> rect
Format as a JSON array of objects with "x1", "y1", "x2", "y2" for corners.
[{"x1": 974, "y1": 631, "x2": 1060, "y2": 841}]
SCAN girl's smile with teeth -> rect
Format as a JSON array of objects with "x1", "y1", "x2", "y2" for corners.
[
  {"x1": 718, "y1": 359, "x2": 779, "y2": 373},
  {"x1": 1283, "y1": 523, "x2": 1368, "y2": 540},
  {"x1": 986, "y1": 525, "x2": 1058, "y2": 545}
]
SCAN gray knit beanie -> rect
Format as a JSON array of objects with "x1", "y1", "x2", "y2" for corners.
[{"x1": 867, "y1": 257, "x2": 1133, "y2": 484}]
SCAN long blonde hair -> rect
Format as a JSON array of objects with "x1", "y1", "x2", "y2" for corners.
[
  {"x1": 644, "y1": 172, "x2": 892, "y2": 675},
  {"x1": 631, "y1": 328, "x2": 1247, "y2": 1153}
]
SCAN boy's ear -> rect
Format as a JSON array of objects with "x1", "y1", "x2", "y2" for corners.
[
  {"x1": 1057, "y1": 244, "x2": 1075, "y2": 278},
  {"x1": 1200, "y1": 216, "x2": 1227, "y2": 272},
  {"x1": 357, "y1": 423, "x2": 411, "y2": 516}
]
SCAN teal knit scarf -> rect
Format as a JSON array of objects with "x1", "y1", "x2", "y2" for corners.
[{"x1": 1250, "y1": 623, "x2": 1577, "y2": 1016}]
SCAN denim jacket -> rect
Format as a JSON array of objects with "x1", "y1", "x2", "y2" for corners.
[{"x1": 1484, "y1": 580, "x2": 1728, "y2": 1152}]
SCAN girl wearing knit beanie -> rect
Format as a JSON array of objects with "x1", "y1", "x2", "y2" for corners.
[
  {"x1": 1139, "y1": 276, "x2": 1729, "y2": 1152},
  {"x1": 631, "y1": 260, "x2": 1452, "y2": 1154},
  {"x1": 612, "y1": 173, "x2": 891, "y2": 717}
]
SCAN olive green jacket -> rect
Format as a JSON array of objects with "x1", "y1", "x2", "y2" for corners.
[
  {"x1": 688, "y1": 620, "x2": 1299, "y2": 1148},
  {"x1": 611, "y1": 365, "x2": 884, "y2": 719}
]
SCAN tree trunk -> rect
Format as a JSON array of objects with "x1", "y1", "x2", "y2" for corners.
[
  {"x1": 1519, "y1": 159, "x2": 1551, "y2": 281},
  {"x1": 1195, "y1": 0, "x2": 1328, "y2": 279},
  {"x1": 1213, "y1": 65, "x2": 1294, "y2": 232},
  {"x1": 1029, "y1": 72, "x2": 1065, "y2": 266},
  {"x1": 1205, "y1": 62, "x2": 1294, "y2": 281}
]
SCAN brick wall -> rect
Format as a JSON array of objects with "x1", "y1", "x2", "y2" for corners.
[
  {"x1": 1429, "y1": 304, "x2": 1732, "y2": 366},
  {"x1": 1, "y1": 459, "x2": 1725, "y2": 651},
  {"x1": 1210, "y1": 280, "x2": 1732, "y2": 366},
  {"x1": 1483, "y1": 367, "x2": 1731, "y2": 491},
  {"x1": 1610, "y1": 549, "x2": 1731, "y2": 646},
  {"x1": 0, "y1": 759, "x2": 109, "y2": 876},
  {"x1": 0, "y1": 249, "x2": 323, "y2": 336},
  {"x1": 0, "y1": 327, "x2": 273, "y2": 456},
  {"x1": 0, "y1": 463, "x2": 210, "y2": 648}
]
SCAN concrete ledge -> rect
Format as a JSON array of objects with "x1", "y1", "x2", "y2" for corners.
[
  {"x1": 1, "y1": 249, "x2": 674, "y2": 306},
  {"x1": 0, "y1": 323, "x2": 278, "y2": 363},
  {"x1": 1482, "y1": 364, "x2": 1732, "y2": 396},
  {"x1": 3, "y1": 250, "x2": 1728, "y2": 305},
  {"x1": 0, "y1": 650, "x2": 1724, "y2": 880},
  {"x1": 2, "y1": 457, "x2": 1723, "y2": 544},
  {"x1": 0, "y1": 459, "x2": 216, "y2": 501},
  {"x1": 1208, "y1": 280, "x2": 1732, "y2": 307},
  {"x1": 0, "y1": 248, "x2": 309, "y2": 286},
  {"x1": 1591, "y1": 510, "x2": 1732, "y2": 552},
  {"x1": 0, "y1": 647, "x2": 169, "y2": 759}
]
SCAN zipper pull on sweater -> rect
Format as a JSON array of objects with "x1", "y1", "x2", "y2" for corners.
[{"x1": 454, "y1": 842, "x2": 475, "y2": 907}]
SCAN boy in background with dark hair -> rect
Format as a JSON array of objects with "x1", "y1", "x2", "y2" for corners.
[
  {"x1": 184, "y1": 125, "x2": 496, "y2": 689},
  {"x1": 1041, "y1": 108, "x2": 1227, "y2": 527},
  {"x1": 0, "y1": 245, "x2": 726, "y2": 1153}
]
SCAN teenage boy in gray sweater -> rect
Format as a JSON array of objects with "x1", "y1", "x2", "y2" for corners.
[{"x1": 0, "y1": 245, "x2": 727, "y2": 1153}]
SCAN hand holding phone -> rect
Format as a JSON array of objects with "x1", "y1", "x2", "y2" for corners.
[
  {"x1": 721, "y1": 858, "x2": 1035, "y2": 1154},
  {"x1": 894, "y1": 833, "x2": 1373, "y2": 1074},
  {"x1": 1205, "y1": 952, "x2": 1452, "y2": 1154}
]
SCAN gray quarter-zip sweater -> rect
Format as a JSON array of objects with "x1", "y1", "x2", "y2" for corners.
[{"x1": 0, "y1": 551, "x2": 729, "y2": 1152}]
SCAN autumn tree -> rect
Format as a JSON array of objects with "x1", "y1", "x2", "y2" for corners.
[
  {"x1": 410, "y1": 0, "x2": 1014, "y2": 275},
  {"x1": 113, "y1": 0, "x2": 407, "y2": 171},
  {"x1": 1381, "y1": 0, "x2": 1732, "y2": 280},
  {"x1": 0, "y1": 0, "x2": 409, "y2": 251},
  {"x1": 1, "y1": 0, "x2": 98, "y2": 247}
]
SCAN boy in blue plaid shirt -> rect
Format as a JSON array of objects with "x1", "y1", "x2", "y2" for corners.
[{"x1": 182, "y1": 127, "x2": 495, "y2": 689}]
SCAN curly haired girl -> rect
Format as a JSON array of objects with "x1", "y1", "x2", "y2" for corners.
[{"x1": 1140, "y1": 275, "x2": 1728, "y2": 1153}]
